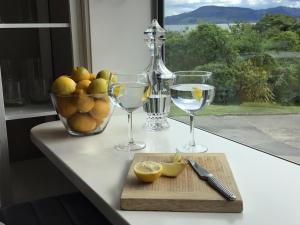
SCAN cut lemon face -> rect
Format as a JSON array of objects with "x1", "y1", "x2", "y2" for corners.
[
  {"x1": 161, "y1": 153, "x2": 187, "y2": 177},
  {"x1": 113, "y1": 84, "x2": 125, "y2": 97},
  {"x1": 142, "y1": 86, "x2": 152, "y2": 102},
  {"x1": 161, "y1": 161, "x2": 186, "y2": 177},
  {"x1": 134, "y1": 161, "x2": 163, "y2": 183},
  {"x1": 192, "y1": 87, "x2": 203, "y2": 101}
]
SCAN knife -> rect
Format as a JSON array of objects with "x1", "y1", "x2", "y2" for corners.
[{"x1": 188, "y1": 159, "x2": 236, "y2": 201}]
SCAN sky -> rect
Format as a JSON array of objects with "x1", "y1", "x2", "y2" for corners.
[{"x1": 165, "y1": 0, "x2": 300, "y2": 16}]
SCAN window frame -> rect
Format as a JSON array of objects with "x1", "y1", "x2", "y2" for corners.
[{"x1": 152, "y1": 0, "x2": 164, "y2": 25}]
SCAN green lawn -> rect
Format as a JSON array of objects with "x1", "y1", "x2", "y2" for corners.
[{"x1": 169, "y1": 102, "x2": 300, "y2": 116}]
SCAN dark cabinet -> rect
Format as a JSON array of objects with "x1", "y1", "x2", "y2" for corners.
[{"x1": 0, "y1": 0, "x2": 87, "y2": 207}]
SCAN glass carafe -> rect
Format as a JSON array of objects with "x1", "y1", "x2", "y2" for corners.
[{"x1": 143, "y1": 19, "x2": 175, "y2": 131}]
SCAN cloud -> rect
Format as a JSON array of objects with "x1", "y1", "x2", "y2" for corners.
[{"x1": 165, "y1": 0, "x2": 300, "y2": 16}]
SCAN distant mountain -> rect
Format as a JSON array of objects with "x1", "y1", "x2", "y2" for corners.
[{"x1": 165, "y1": 6, "x2": 300, "y2": 25}]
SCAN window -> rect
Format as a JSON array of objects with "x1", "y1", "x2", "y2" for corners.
[{"x1": 164, "y1": 0, "x2": 300, "y2": 164}]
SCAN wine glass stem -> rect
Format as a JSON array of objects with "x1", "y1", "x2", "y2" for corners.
[
  {"x1": 128, "y1": 112, "x2": 134, "y2": 144},
  {"x1": 189, "y1": 115, "x2": 196, "y2": 147}
]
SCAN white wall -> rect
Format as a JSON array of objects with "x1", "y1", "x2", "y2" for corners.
[{"x1": 89, "y1": 0, "x2": 152, "y2": 73}]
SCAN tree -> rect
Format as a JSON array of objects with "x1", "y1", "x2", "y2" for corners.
[
  {"x1": 196, "y1": 59, "x2": 274, "y2": 104},
  {"x1": 236, "y1": 60, "x2": 274, "y2": 103},
  {"x1": 270, "y1": 58, "x2": 300, "y2": 104},
  {"x1": 165, "y1": 31, "x2": 189, "y2": 71},
  {"x1": 255, "y1": 14, "x2": 298, "y2": 34},
  {"x1": 185, "y1": 24, "x2": 238, "y2": 69},
  {"x1": 194, "y1": 62, "x2": 238, "y2": 104},
  {"x1": 248, "y1": 53, "x2": 276, "y2": 73},
  {"x1": 164, "y1": 16, "x2": 300, "y2": 105},
  {"x1": 291, "y1": 22, "x2": 300, "y2": 38},
  {"x1": 267, "y1": 31, "x2": 300, "y2": 51},
  {"x1": 255, "y1": 14, "x2": 300, "y2": 50},
  {"x1": 230, "y1": 23, "x2": 264, "y2": 54}
]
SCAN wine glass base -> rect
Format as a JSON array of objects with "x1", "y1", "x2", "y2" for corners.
[
  {"x1": 176, "y1": 144, "x2": 208, "y2": 153},
  {"x1": 114, "y1": 141, "x2": 146, "y2": 151}
]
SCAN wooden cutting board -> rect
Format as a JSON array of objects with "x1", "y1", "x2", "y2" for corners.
[{"x1": 120, "y1": 153, "x2": 243, "y2": 213}]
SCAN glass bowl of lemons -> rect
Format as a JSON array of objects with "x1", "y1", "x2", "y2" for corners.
[{"x1": 50, "y1": 67, "x2": 115, "y2": 136}]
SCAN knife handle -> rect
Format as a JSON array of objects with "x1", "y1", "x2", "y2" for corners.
[{"x1": 207, "y1": 176, "x2": 236, "y2": 201}]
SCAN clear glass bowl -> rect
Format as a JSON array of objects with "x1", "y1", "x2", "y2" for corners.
[{"x1": 51, "y1": 93, "x2": 114, "y2": 136}]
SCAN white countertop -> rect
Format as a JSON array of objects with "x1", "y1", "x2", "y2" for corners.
[{"x1": 31, "y1": 112, "x2": 300, "y2": 225}]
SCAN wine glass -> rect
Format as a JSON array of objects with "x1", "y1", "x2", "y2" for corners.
[
  {"x1": 108, "y1": 73, "x2": 151, "y2": 151},
  {"x1": 171, "y1": 71, "x2": 215, "y2": 153}
]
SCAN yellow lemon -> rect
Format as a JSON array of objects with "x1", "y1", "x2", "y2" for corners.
[
  {"x1": 74, "y1": 88, "x2": 87, "y2": 96},
  {"x1": 161, "y1": 161, "x2": 186, "y2": 177},
  {"x1": 76, "y1": 80, "x2": 91, "y2": 91},
  {"x1": 134, "y1": 161, "x2": 163, "y2": 183},
  {"x1": 74, "y1": 89, "x2": 95, "y2": 113},
  {"x1": 90, "y1": 73, "x2": 97, "y2": 81},
  {"x1": 76, "y1": 95, "x2": 95, "y2": 113},
  {"x1": 113, "y1": 84, "x2": 125, "y2": 97},
  {"x1": 51, "y1": 76, "x2": 76, "y2": 95},
  {"x1": 56, "y1": 96, "x2": 77, "y2": 118},
  {"x1": 88, "y1": 78, "x2": 108, "y2": 94},
  {"x1": 142, "y1": 86, "x2": 151, "y2": 102},
  {"x1": 67, "y1": 113, "x2": 97, "y2": 133},
  {"x1": 96, "y1": 69, "x2": 111, "y2": 80},
  {"x1": 100, "y1": 95, "x2": 110, "y2": 103},
  {"x1": 96, "y1": 70, "x2": 118, "y2": 83},
  {"x1": 89, "y1": 100, "x2": 111, "y2": 124},
  {"x1": 192, "y1": 87, "x2": 203, "y2": 101},
  {"x1": 71, "y1": 66, "x2": 90, "y2": 82},
  {"x1": 160, "y1": 153, "x2": 187, "y2": 177}
]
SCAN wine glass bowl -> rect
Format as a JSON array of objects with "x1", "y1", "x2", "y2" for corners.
[
  {"x1": 171, "y1": 83, "x2": 214, "y2": 115},
  {"x1": 108, "y1": 73, "x2": 151, "y2": 151},
  {"x1": 171, "y1": 71, "x2": 215, "y2": 153},
  {"x1": 109, "y1": 82, "x2": 148, "y2": 113}
]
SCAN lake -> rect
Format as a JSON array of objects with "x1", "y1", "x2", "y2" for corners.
[{"x1": 165, "y1": 23, "x2": 255, "y2": 32}]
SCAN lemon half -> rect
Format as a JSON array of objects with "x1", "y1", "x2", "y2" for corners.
[
  {"x1": 161, "y1": 162, "x2": 186, "y2": 177},
  {"x1": 161, "y1": 153, "x2": 187, "y2": 177},
  {"x1": 134, "y1": 161, "x2": 163, "y2": 183}
]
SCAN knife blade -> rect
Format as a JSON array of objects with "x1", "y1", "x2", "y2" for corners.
[{"x1": 188, "y1": 159, "x2": 236, "y2": 201}]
